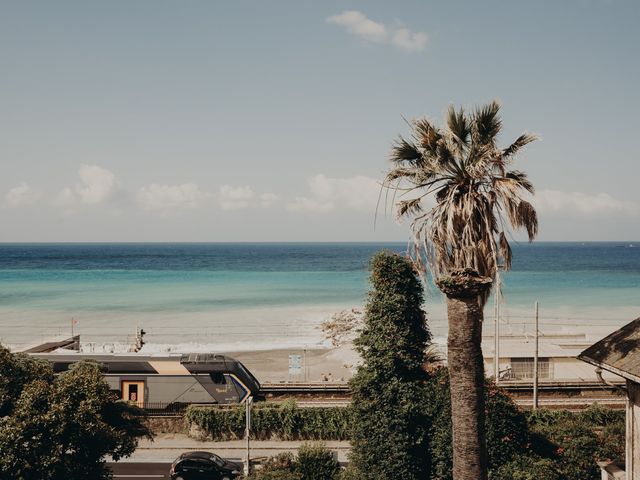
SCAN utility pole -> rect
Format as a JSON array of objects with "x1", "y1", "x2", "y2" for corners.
[
  {"x1": 533, "y1": 301, "x2": 539, "y2": 410},
  {"x1": 244, "y1": 396, "x2": 253, "y2": 476}
]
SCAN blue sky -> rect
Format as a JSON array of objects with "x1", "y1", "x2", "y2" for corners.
[{"x1": 1, "y1": 0, "x2": 639, "y2": 241}]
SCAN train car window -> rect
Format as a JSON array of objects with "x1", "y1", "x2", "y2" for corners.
[{"x1": 210, "y1": 372, "x2": 226, "y2": 384}]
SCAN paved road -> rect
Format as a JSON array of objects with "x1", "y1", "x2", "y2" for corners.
[
  {"x1": 118, "y1": 435, "x2": 350, "y2": 464},
  {"x1": 109, "y1": 462, "x2": 171, "y2": 479}
]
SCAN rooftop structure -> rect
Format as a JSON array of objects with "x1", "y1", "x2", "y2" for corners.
[{"x1": 579, "y1": 317, "x2": 640, "y2": 480}]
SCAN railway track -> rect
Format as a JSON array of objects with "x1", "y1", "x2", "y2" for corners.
[
  {"x1": 260, "y1": 382, "x2": 350, "y2": 394},
  {"x1": 515, "y1": 396, "x2": 626, "y2": 408},
  {"x1": 274, "y1": 397, "x2": 626, "y2": 409},
  {"x1": 261, "y1": 380, "x2": 624, "y2": 394},
  {"x1": 260, "y1": 381, "x2": 626, "y2": 410}
]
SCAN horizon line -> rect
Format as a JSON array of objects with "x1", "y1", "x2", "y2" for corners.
[{"x1": 0, "y1": 240, "x2": 638, "y2": 245}]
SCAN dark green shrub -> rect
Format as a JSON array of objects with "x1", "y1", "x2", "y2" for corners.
[
  {"x1": 526, "y1": 404, "x2": 626, "y2": 480},
  {"x1": 578, "y1": 403, "x2": 625, "y2": 426},
  {"x1": 248, "y1": 452, "x2": 302, "y2": 480},
  {"x1": 426, "y1": 368, "x2": 531, "y2": 479},
  {"x1": 295, "y1": 443, "x2": 340, "y2": 480},
  {"x1": 348, "y1": 252, "x2": 432, "y2": 480},
  {"x1": 248, "y1": 445, "x2": 339, "y2": 480},
  {"x1": 600, "y1": 419, "x2": 625, "y2": 461},
  {"x1": 533, "y1": 419, "x2": 600, "y2": 480},
  {"x1": 249, "y1": 470, "x2": 302, "y2": 480},
  {"x1": 337, "y1": 467, "x2": 359, "y2": 480},
  {"x1": 262, "y1": 452, "x2": 297, "y2": 472},
  {"x1": 489, "y1": 455, "x2": 561, "y2": 480}
]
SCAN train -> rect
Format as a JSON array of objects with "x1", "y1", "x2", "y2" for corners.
[{"x1": 30, "y1": 352, "x2": 261, "y2": 406}]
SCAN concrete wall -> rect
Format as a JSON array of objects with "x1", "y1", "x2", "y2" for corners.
[
  {"x1": 552, "y1": 357, "x2": 620, "y2": 382},
  {"x1": 146, "y1": 416, "x2": 188, "y2": 434}
]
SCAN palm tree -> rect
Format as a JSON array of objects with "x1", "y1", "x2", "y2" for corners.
[{"x1": 383, "y1": 101, "x2": 538, "y2": 480}]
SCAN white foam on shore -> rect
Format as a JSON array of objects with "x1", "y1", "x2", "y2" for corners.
[
  {"x1": 3, "y1": 301, "x2": 638, "y2": 353},
  {"x1": 79, "y1": 339, "x2": 333, "y2": 354}
]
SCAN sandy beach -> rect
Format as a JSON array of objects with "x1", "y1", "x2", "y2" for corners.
[{"x1": 228, "y1": 344, "x2": 360, "y2": 383}]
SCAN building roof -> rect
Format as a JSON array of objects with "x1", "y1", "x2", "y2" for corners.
[
  {"x1": 578, "y1": 317, "x2": 640, "y2": 384},
  {"x1": 21, "y1": 335, "x2": 80, "y2": 353}
]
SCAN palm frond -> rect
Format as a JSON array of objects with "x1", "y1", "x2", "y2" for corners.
[
  {"x1": 516, "y1": 200, "x2": 538, "y2": 240},
  {"x1": 446, "y1": 105, "x2": 470, "y2": 146},
  {"x1": 498, "y1": 231, "x2": 512, "y2": 270},
  {"x1": 397, "y1": 198, "x2": 423, "y2": 218},
  {"x1": 503, "y1": 133, "x2": 538, "y2": 158},
  {"x1": 385, "y1": 167, "x2": 420, "y2": 184},
  {"x1": 391, "y1": 136, "x2": 422, "y2": 164},
  {"x1": 473, "y1": 100, "x2": 502, "y2": 145},
  {"x1": 413, "y1": 118, "x2": 440, "y2": 154},
  {"x1": 504, "y1": 170, "x2": 534, "y2": 194},
  {"x1": 435, "y1": 140, "x2": 461, "y2": 174}
]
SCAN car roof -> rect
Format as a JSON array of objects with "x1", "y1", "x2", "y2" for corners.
[{"x1": 179, "y1": 451, "x2": 215, "y2": 460}]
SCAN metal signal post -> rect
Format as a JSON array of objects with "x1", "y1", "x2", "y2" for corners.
[
  {"x1": 245, "y1": 396, "x2": 253, "y2": 476},
  {"x1": 533, "y1": 301, "x2": 539, "y2": 410}
]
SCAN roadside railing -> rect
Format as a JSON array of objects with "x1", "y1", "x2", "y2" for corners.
[{"x1": 136, "y1": 401, "x2": 189, "y2": 416}]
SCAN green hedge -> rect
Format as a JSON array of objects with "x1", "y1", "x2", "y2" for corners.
[
  {"x1": 186, "y1": 399, "x2": 352, "y2": 441},
  {"x1": 185, "y1": 393, "x2": 625, "y2": 480},
  {"x1": 246, "y1": 444, "x2": 341, "y2": 480},
  {"x1": 523, "y1": 404, "x2": 625, "y2": 480}
]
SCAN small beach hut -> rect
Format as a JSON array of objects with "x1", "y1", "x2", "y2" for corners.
[{"x1": 579, "y1": 317, "x2": 640, "y2": 479}]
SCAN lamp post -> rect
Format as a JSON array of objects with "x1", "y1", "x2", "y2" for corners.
[
  {"x1": 493, "y1": 270, "x2": 502, "y2": 383},
  {"x1": 244, "y1": 396, "x2": 253, "y2": 476},
  {"x1": 533, "y1": 302, "x2": 539, "y2": 410}
]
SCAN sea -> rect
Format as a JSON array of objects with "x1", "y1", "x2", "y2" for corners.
[{"x1": 1, "y1": 242, "x2": 639, "y2": 352}]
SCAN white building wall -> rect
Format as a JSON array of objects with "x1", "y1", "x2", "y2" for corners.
[{"x1": 484, "y1": 356, "x2": 623, "y2": 382}]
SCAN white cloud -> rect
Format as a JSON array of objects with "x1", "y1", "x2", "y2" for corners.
[
  {"x1": 53, "y1": 187, "x2": 77, "y2": 209},
  {"x1": 534, "y1": 190, "x2": 639, "y2": 216},
  {"x1": 391, "y1": 27, "x2": 428, "y2": 52},
  {"x1": 54, "y1": 165, "x2": 117, "y2": 211},
  {"x1": 287, "y1": 196, "x2": 335, "y2": 214},
  {"x1": 287, "y1": 174, "x2": 380, "y2": 213},
  {"x1": 218, "y1": 185, "x2": 277, "y2": 211},
  {"x1": 138, "y1": 183, "x2": 208, "y2": 211},
  {"x1": 219, "y1": 185, "x2": 255, "y2": 211},
  {"x1": 327, "y1": 11, "x2": 428, "y2": 52},
  {"x1": 326, "y1": 11, "x2": 387, "y2": 43},
  {"x1": 4, "y1": 182, "x2": 42, "y2": 207},
  {"x1": 260, "y1": 193, "x2": 278, "y2": 208},
  {"x1": 75, "y1": 165, "x2": 116, "y2": 204}
]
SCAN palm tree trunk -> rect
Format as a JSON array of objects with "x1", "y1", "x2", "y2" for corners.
[{"x1": 437, "y1": 270, "x2": 492, "y2": 480}]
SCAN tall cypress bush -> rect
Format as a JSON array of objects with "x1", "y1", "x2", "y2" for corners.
[{"x1": 348, "y1": 252, "x2": 432, "y2": 479}]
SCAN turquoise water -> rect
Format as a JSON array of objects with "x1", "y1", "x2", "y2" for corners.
[{"x1": 1, "y1": 243, "x2": 639, "y2": 349}]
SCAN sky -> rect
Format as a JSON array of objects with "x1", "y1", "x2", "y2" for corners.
[{"x1": 1, "y1": 0, "x2": 639, "y2": 242}]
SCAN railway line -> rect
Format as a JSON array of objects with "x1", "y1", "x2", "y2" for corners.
[{"x1": 259, "y1": 380, "x2": 627, "y2": 410}]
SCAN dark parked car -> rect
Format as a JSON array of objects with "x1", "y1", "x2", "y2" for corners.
[{"x1": 170, "y1": 451, "x2": 243, "y2": 480}]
